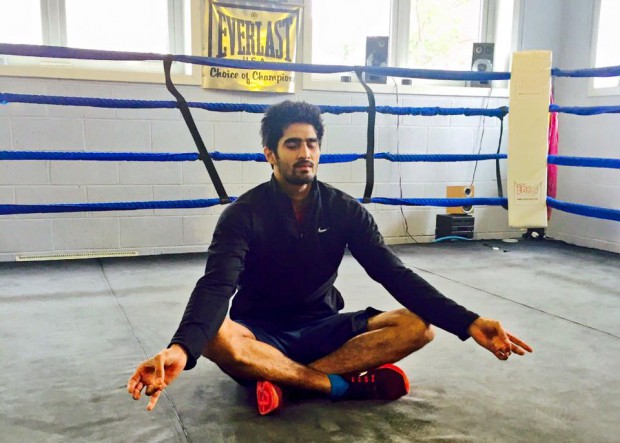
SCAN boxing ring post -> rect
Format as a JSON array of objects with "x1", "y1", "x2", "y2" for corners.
[{"x1": 507, "y1": 50, "x2": 552, "y2": 228}]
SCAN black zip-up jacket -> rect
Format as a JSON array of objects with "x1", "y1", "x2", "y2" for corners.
[{"x1": 171, "y1": 177, "x2": 479, "y2": 369}]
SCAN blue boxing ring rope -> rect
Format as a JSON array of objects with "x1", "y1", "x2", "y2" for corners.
[{"x1": 0, "y1": 43, "x2": 619, "y2": 224}]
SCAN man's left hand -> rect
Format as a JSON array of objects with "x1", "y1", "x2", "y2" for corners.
[{"x1": 468, "y1": 317, "x2": 533, "y2": 360}]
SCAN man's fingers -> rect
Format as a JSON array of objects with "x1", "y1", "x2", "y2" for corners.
[
  {"x1": 494, "y1": 349, "x2": 509, "y2": 360},
  {"x1": 145, "y1": 381, "x2": 168, "y2": 396},
  {"x1": 491, "y1": 334, "x2": 511, "y2": 355},
  {"x1": 132, "y1": 382, "x2": 144, "y2": 400},
  {"x1": 511, "y1": 342, "x2": 526, "y2": 355},
  {"x1": 128, "y1": 351, "x2": 177, "y2": 410},
  {"x1": 146, "y1": 390, "x2": 162, "y2": 411},
  {"x1": 127, "y1": 369, "x2": 142, "y2": 393},
  {"x1": 507, "y1": 333, "x2": 533, "y2": 353},
  {"x1": 494, "y1": 323, "x2": 512, "y2": 352},
  {"x1": 493, "y1": 323, "x2": 511, "y2": 360},
  {"x1": 153, "y1": 353, "x2": 166, "y2": 389},
  {"x1": 475, "y1": 320, "x2": 532, "y2": 360}
]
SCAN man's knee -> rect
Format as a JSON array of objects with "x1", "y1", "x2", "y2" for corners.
[
  {"x1": 202, "y1": 319, "x2": 253, "y2": 366},
  {"x1": 393, "y1": 309, "x2": 435, "y2": 350}
]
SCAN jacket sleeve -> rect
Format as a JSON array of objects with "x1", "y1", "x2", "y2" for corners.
[
  {"x1": 169, "y1": 203, "x2": 251, "y2": 370},
  {"x1": 345, "y1": 201, "x2": 479, "y2": 340}
]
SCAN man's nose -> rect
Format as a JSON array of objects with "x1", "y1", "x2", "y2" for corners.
[{"x1": 299, "y1": 143, "x2": 311, "y2": 159}]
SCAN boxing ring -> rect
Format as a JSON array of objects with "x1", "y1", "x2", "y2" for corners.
[{"x1": 1, "y1": 44, "x2": 619, "y2": 442}]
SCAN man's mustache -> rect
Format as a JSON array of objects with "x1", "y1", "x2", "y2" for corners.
[{"x1": 294, "y1": 161, "x2": 314, "y2": 168}]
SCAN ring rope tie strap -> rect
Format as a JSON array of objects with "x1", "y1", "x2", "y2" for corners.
[
  {"x1": 355, "y1": 68, "x2": 376, "y2": 203},
  {"x1": 162, "y1": 57, "x2": 229, "y2": 204}
]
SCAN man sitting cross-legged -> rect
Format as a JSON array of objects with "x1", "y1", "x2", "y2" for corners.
[{"x1": 128, "y1": 101, "x2": 532, "y2": 415}]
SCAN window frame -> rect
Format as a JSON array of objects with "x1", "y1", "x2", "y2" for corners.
[
  {"x1": 588, "y1": 0, "x2": 620, "y2": 97},
  {"x1": 0, "y1": 0, "x2": 201, "y2": 85},
  {"x1": 301, "y1": 0, "x2": 520, "y2": 97}
]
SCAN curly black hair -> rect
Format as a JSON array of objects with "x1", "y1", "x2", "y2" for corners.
[{"x1": 260, "y1": 101, "x2": 324, "y2": 154}]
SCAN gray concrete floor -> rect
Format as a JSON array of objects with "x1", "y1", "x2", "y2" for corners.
[{"x1": 1, "y1": 239, "x2": 619, "y2": 442}]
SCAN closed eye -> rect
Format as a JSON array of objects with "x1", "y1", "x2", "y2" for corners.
[{"x1": 283, "y1": 138, "x2": 319, "y2": 150}]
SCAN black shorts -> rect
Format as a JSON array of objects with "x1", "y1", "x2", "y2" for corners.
[{"x1": 236, "y1": 307, "x2": 382, "y2": 365}]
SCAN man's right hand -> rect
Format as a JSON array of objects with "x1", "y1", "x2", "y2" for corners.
[{"x1": 127, "y1": 344, "x2": 188, "y2": 411}]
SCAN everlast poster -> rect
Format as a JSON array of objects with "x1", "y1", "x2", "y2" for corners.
[{"x1": 203, "y1": 1, "x2": 301, "y2": 92}]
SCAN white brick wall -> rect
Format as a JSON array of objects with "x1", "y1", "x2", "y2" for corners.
[
  {"x1": 376, "y1": 126, "x2": 428, "y2": 153},
  {"x1": 0, "y1": 118, "x2": 12, "y2": 147},
  {"x1": 51, "y1": 161, "x2": 118, "y2": 185},
  {"x1": 0, "y1": 219, "x2": 53, "y2": 253},
  {"x1": 324, "y1": 124, "x2": 367, "y2": 154},
  {"x1": 0, "y1": 186, "x2": 15, "y2": 203},
  {"x1": 120, "y1": 216, "x2": 184, "y2": 248},
  {"x1": 84, "y1": 119, "x2": 150, "y2": 151},
  {"x1": 52, "y1": 218, "x2": 120, "y2": 250},
  {"x1": 119, "y1": 162, "x2": 182, "y2": 185},
  {"x1": 1, "y1": 161, "x2": 50, "y2": 185},
  {"x1": 213, "y1": 122, "x2": 262, "y2": 152},
  {"x1": 13, "y1": 117, "x2": 84, "y2": 150},
  {"x1": 15, "y1": 185, "x2": 87, "y2": 204},
  {"x1": 151, "y1": 120, "x2": 212, "y2": 152},
  {"x1": 183, "y1": 215, "x2": 219, "y2": 245},
  {"x1": 0, "y1": 69, "x2": 615, "y2": 261}
]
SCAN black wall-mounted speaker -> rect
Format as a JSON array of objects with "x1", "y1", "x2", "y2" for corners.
[
  {"x1": 364, "y1": 36, "x2": 389, "y2": 84},
  {"x1": 471, "y1": 42, "x2": 494, "y2": 87}
]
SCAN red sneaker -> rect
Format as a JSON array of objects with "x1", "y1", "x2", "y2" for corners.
[
  {"x1": 256, "y1": 380, "x2": 283, "y2": 415},
  {"x1": 342, "y1": 364, "x2": 410, "y2": 401}
]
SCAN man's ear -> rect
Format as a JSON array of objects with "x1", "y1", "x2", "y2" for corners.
[{"x1": 263, "y1": 146, "x2": 276, "y2": 166}]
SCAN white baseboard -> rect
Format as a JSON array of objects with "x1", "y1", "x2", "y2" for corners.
[{"x1": 546, "y1": 232, "x2": 620, "y2": 254}]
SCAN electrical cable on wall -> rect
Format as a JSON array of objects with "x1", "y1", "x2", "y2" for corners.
[
  {"x1": 467, "y1": 87, "x2": 507, "y2": 209},
  {"x1": 391, "y1": 77, "x2": 418, "y2": 243},
  {"x1": 469, "y1": 86, "x2": 494, "y2": 188}
]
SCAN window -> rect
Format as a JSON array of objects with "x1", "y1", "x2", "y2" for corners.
[
  {"x1": 0, "y1": 0, "x2": 194, "y2": 82},
  {"x1": 304, "y1": 0, "x2": 519, "y2": 95},
  {"x1": 0, "y1": 0, "x2": 43, "y2": 45},
  {"x1": 406, "y1": 0, "x2": 483, "y2": 71},
  {"x1": 311, "y1": 0, "x2": 391, "y2": 67},
  {"x1": 65, "y1": 0, "x2": 170, "y2": 53},
  {"x1": 591, "y1": 0, "x2": 620, "y2": 93}
]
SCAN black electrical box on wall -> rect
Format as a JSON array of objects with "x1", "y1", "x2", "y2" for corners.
[{"x1": 435, "y1": 214, "x2": 475, "y2": 239}]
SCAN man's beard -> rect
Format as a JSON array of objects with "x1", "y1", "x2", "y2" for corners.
[{"x1": 278, "y1": 159, "x2": 316, "y2": 185}]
